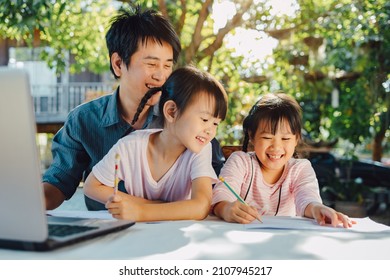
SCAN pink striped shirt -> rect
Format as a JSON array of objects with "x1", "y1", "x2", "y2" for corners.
[{"x1": 212, "y1": 151, "x2": 322, "y2": 216}]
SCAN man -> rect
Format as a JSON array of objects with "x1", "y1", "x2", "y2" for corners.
[{"x1": 43, "y1": 6, "x2": 224, "y2": 211}]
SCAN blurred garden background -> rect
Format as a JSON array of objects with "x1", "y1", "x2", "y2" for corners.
[
  {"x1": 1, "y1": 0, "x2": 388, "y2": 159},
  {"x1": 1, "y1": 0, "x2": 389, "y2": 220}
]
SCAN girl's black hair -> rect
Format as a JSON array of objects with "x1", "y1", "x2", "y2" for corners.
[
  {"x1": 242, "y1": 93, "x2": 302, "y2": 152},
  {"x1": 105, "y1": 5, "x2": 181, "y2": 79},
  {"x1": 131, "y1": 66, "x2": 228, "y2": 126}
]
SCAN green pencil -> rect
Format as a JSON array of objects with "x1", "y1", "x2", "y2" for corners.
[{"x1": 219, "y1": 176, "x2": 248, "y2": 205}]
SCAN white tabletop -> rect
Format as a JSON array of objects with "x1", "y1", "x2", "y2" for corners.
[{"x1": 1, "y1": 213, "x2": 389, "y2": 260}]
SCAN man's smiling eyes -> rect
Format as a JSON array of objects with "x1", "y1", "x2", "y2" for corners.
[{"x1": 145, "y1": 61, "x2": 173, "y2": 69}]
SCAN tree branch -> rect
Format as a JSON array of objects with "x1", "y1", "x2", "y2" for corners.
[
  {"x1": 157, "y1": 0, "x2": 168, "y2": 18},
  {"x1": 196, "y1": 0, "x2": 254, "y2": 62},
  {"x1": 176, "y1": 0, "x2": 187, "y2": 36},
  {"x1": 185, "y1": 0, "x2": 213, "y2": 64}
]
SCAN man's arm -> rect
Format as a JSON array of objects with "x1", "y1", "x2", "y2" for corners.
[
  {"x1": 42, "y1": 110, "x2": 92, "y2": 210},
  {"x1": 43, "y1": 182, "x2": 66, "y2": 210}
]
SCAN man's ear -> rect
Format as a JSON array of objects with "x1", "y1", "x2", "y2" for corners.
[
  {"x1": 111, "y1": 53, "x2": 123, "y2": 77},
  {"x1": 163, "y1": 100, "x2": 178, "y2": 123}
]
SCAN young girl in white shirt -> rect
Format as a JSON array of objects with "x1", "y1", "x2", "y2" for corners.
[
  {"x1": 84, "y1": 66, "x2": 228, "y2": 221},
  {"x1": 212, "y1": 93, "x2": 355, "y2": 228}
]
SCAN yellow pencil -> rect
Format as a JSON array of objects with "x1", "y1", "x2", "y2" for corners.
[
  {"x1": 114, "y1": 153, "x2": 120, "y2": 195},
  {"x1": 219, "y1": 176, "x2": 263, "y2": 223}
]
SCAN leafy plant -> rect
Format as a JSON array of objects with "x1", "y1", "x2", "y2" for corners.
[
  {"x1": 322, "y1": 176, "x2": 368, "y2": 204},
  {"x1": 321, "y1": 142, "x2": 371, "y2": 204},
  {"x1": 321, "y1": 151, "x2": 372, "y2": 204}
]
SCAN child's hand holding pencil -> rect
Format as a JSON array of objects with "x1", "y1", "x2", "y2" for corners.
[{"x1": 219, "y1": 176, "x2": 263, "y2": 223}]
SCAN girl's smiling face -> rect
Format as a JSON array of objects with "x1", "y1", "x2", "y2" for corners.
[
  {"x1": 252, "y1": 118, "x2": 298, "y2": 176},
  {"x1": 171, "y1": 92, "x2": 221, "y2": 154}
]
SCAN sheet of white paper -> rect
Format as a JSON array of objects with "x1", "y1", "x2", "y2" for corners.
[
  {"x1": 245, "y1": 216, "x2": 390, "y2": 233},
  {"x1": 47, "y1": 210, "x2": 114, "y2": 220}
]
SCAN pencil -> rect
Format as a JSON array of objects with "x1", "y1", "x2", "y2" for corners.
[
  {"x1": 219, "y1": 176, "x2": 247, "y2": 205},
  {"x1": 219, "y1": 176, "x2": 263, "y2": 223},
  {"x1": 114, "y1": 153, "x2": 120, "y2": 195}
]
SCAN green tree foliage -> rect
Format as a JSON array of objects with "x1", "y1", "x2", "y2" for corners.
[
  {"x1": 0, "y1": 0, "x2": 267, "y2": 144},
  {"x1": 129, "y1": 0, "x2": 274, "y2": 145},
  {"x1": 1, "y1": 0, "x2": 388, "y2": 159},
  {"x1": 255, "y1": 0, "x2": 389, "y2": 160},
  {"x1": 0, "y1": 0, "x2": 112, "y2": 73}
]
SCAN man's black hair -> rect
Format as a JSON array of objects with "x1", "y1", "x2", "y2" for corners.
[{"x1": 105, "y1": 5, "x2": 181, "y2": 79}]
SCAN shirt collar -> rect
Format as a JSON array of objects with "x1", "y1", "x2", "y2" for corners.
[
  {"x1": 100, "y1": 86, "x2": 155, "y2": 129},
  {"x1": 100, "y1": 86, "x2": 122, "y2": 127}
]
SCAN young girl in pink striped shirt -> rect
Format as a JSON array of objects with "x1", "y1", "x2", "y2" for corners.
[{"x1": 212, "y1": 93, "x2": 354, "y2": 228}]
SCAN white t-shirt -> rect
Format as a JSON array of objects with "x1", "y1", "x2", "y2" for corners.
[{"x1": 92, "y1": 129, "x2": 217, "y2": 202}]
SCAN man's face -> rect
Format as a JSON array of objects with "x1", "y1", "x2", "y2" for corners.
[{"x1": 117, "y1": 39, "x2": 174, "y2": 107}]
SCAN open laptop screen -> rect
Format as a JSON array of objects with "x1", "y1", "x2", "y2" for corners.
[{"x1": 0, "y1": 67, "x2": 134, "y2": 251}]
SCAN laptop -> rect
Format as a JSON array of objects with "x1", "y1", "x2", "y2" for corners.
[{"x1": 0, "y1": 67, "x2": 135, "y2": 251}]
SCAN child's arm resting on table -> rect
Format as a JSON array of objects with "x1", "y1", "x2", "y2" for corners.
[
  {"x1": 83, "y1": 173, "x2": 158, "y2": 205},
  {"x1": 304, "y1": 202, "x2": 356, "y2": 228},
  {"x1": 84, "y1": 174, "x2": 212, "y2": 221}
]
